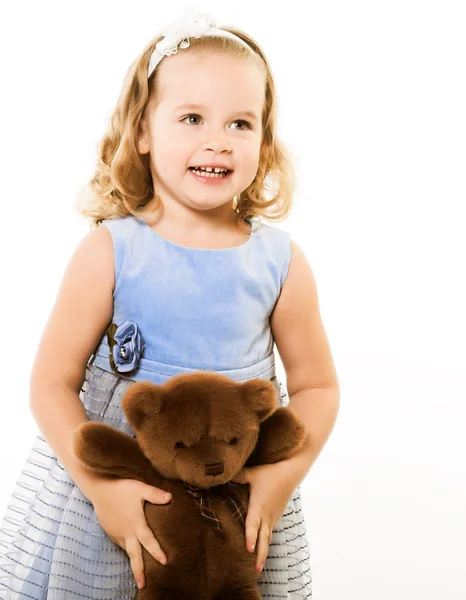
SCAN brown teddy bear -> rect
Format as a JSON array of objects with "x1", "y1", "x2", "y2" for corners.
[{"x1": 73, "y1": 371, "x2": 307, "y2": 599}]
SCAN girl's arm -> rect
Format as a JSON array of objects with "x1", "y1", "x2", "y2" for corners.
[
  {"x1": 235, "y1": 240, "x2": 340, "y2": 568},
  {"x1": 29, "y1": 224, "x2": 116, "y2": 502},
  {"x1": 270, "y1": 240, "x2": 340, "y2": 486}
]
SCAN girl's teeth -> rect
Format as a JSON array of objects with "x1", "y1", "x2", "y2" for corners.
[{"x1": 191, "y1": 168, "x2": 228, "y2": 178}]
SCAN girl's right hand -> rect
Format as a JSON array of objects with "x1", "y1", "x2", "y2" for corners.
[{"x1": 88, "y1": 477, "x2": 172, "y2": 590}]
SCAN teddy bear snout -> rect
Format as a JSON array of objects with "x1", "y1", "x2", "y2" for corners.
[{"x1": 205, "y1": 462, "x2": 224, "y2": 476}]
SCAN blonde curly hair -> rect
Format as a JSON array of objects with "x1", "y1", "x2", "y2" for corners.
[{"x1": 74, "y1": 27, "x2": 297, "y2": 232}]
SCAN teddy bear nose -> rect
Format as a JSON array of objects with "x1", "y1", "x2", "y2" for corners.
[{"x1": 205, "y1": 462, "x2": 224, "y2": 476}]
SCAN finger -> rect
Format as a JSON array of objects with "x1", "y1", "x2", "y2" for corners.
[
  {"x1": 245, "y1": 512, "x2": 261, "y2": 553},
  {"x1": 143, "y1": 485, "x2": 172, "y2": 505},
  {"x1": 231, "y1": 467, "x2": 248, "y2": 484},
  {"x1": 137, "y1": 525, "x2": 167, "y2": 566},
  {"x1": 255, "y1": 524, "x2": 272, "y2": 572},
  {"x1": 125, "y1": 536, "x2": 146, "y2": 590}
]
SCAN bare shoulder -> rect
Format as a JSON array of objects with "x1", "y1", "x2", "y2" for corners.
[
  {"x1": 30, "y1": 224, "x2": 115, "y2": 395},
  {"x1": 270, "y1": 239, "x2": 339, "y2": 396},
  {"x1": 72, "y1": 224, "x2": 115, "y2": 287}
]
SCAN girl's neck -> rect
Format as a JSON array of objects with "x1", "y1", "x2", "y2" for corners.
[
  {"x1": 140, "y1": 210, "x2": 251, "y2": 250},
  {"x1": 141, "y1": 201, "x2": 242, "y2": 238}
]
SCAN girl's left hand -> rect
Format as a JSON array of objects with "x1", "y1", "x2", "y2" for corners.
[{"x1": 231, "y1": 461, "x2": 297, "y2": 572}]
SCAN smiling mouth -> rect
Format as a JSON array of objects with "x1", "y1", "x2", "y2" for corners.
[{"x1": 188, "y1": 167, "x2": 233, "y2": 178}]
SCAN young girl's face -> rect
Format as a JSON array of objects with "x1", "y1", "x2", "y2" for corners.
[{"x1": 138, "y1": 50, "x2": 265, "y2": 216}]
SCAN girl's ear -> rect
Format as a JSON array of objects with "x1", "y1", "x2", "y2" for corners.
[{"x1": 137, "y1": 119, "x2": 149, "y2": 154}]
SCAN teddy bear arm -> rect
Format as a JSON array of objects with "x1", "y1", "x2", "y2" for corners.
[
  {"x1": 73, "y1": 422, "x2": 154, "y2": 482},
  {"x1": 245, "y1": 407, "x2": 308, "y2": 467}
]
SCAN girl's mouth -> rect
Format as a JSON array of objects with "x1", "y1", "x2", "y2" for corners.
[{"x1": 188, "y1": 167, "x2": 233, "y2": 185}]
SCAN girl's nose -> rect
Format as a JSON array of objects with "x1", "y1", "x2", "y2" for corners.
[{"x1": 201, "y1": 137, "x2": 232, "y2": 154}]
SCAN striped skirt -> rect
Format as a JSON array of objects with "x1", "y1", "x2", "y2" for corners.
[{"x1": 0, "y1": 362, "x2": 312, "y2": 599}]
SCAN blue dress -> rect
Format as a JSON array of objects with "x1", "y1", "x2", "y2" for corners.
[{"x1": 0, "y1": 215, "x2": 312, "y2": 598}]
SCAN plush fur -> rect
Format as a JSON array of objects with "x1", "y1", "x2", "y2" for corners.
[{"x1": 73, "y1": 371, "x2": 307, "y2": 599}]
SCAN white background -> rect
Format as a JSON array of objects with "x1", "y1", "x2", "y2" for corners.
[{"x1": 0, "y1": 1, "x2": 465, "y2": 598}]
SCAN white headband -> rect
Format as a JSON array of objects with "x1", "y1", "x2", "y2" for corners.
[{"x1": 147, "y1": 7, "x2": 253, "y2": 79}]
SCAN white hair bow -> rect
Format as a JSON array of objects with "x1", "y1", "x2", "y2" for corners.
[
  {"x1": 156, "y1": 6, "x2": 216, "y2": 56},
  {"x1": 147, "y1": 6, "x2": 251, "y2": 78},
  {"x1": 148, "y1": 7, "x2": 216, "y2": 76}
]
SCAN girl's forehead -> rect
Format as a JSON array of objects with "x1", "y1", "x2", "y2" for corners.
[
  {"x1": 159, "y1": 49, "x2": 257, "y2": 73},
  {"x1": 156, "y1": 52, "x2": 265, "y2": 111}
]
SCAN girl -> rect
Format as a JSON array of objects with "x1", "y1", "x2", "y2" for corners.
[{"x1": 0, "y1": 8, "x2": 339, "y2": 599}]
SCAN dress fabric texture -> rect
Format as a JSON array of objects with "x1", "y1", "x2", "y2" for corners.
[{"x1": 0, "y1": 215, "x2": 313, "y2": 598}]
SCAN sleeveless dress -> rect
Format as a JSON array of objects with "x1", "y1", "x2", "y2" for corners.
[{"x1": 0, "y1": 215, "x2": 313, "y2": 599}]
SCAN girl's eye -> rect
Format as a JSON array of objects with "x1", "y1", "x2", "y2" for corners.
[
  {"x1": 232, "y1": 120, "x2": 252, "y2": 131},
  {"x1": 183, "y1": 114, "x2": 201, "y2": 126},
  {"x1": 181, "y1": 114, "x2": 251, "y2": 130}
]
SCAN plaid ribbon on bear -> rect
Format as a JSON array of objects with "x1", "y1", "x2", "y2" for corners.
[{"x1": 183, "y1": 481, "x2": 247, "y2": 532}]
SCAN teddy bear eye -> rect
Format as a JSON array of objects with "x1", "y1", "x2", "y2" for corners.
[
  {"x1": 175, "y1": 441, "x2": 187, "y2": 449},
  {"x1": 228, "y1": 437, "x2": 239, "y2": 445}
]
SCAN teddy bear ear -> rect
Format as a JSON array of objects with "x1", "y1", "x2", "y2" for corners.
[
  {"x1": 241, "y1": 378, "x2": 278, "y2": 422},
  {"x1": 122, "y1": 381, "x2": 165, "y2": 432}
]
